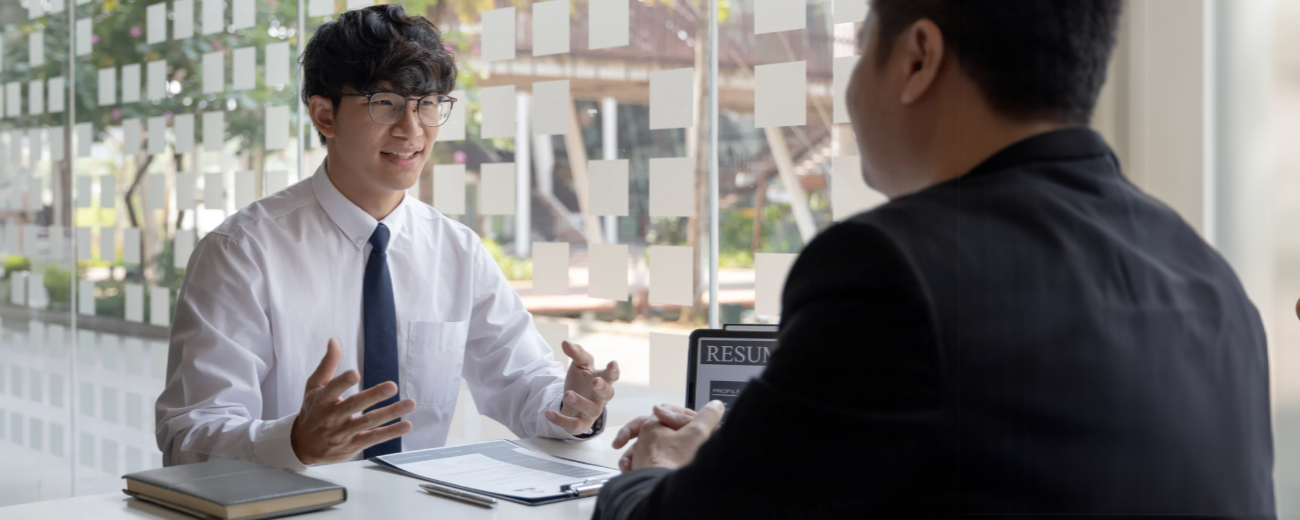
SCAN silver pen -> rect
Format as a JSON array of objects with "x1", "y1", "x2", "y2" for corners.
[{"x1": 419, "y1": 483, "x2": 499, "y2": 509}]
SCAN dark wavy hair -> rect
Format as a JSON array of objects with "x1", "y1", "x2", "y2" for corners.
[
  {"x1": 870, "y1": 0, "x2": 1122, "y2": 126},
  {"x1": 299, "y1": 4, "x2": 458, "y2": 144}
]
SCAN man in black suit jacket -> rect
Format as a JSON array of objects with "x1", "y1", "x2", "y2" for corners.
[{"x1": 594, "y1": 0, "x2": 1276, "y2": 518}]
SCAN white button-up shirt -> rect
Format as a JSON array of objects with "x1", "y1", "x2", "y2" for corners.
[{"x1": 157, "y1": 160, "x2": 591, "y2": 470}]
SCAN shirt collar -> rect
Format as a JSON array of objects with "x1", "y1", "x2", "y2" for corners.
[{"x1": 310, "y1": 159, "x2": 412, "y2": 250}]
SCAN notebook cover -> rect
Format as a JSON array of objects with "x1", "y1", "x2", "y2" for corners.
[
  {"x1": 123, "y1": 459, "x2": 346, "y2": 508},
  {"x1": 124, "y1": 490, "x2": 346, "y2": 520}
]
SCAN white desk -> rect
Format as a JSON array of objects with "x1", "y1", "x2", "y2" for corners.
[{"x1": 0, "y1": 438, "x2": 624, "y2": 520}]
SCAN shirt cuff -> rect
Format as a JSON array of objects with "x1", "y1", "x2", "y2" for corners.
[
  {"x1": 542, "y1": 394, "x2": 607, "y2": 442},
  {"x1": 253, "y1": 412, "x2": 309, "y2": 471},
  {"x1": 574, "y1": 409, "x2": 607, "y2": 440}
]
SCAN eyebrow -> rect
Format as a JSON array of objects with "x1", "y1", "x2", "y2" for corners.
[{"x1": 364, "y1": 90, "x2": 445, "y2": 97}]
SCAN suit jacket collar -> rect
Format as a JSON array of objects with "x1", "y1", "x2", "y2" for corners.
[{"x1": 962, "y1": 127, "x2": 1114, "y2": 181}]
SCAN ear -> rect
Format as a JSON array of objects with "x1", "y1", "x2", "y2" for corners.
[
  {"x1": 898, "y1": 19, "x2": 946, "y2": 106},
  {"x1": 308, "y1": 95, "x2": 338, "y2": 141}
]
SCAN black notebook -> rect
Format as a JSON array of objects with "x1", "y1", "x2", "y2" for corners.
[{"x1": 122, "y1": 460, "x2": 346, "y2": 520}]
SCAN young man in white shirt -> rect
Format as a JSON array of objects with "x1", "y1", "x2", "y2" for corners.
[{"x1": 156, "y1": 5, "x2": 619, "y2": 469}]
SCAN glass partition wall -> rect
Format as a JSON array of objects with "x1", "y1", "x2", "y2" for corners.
[{"x1": 0, "y1": 0, "x2": 874, "y2": 505}]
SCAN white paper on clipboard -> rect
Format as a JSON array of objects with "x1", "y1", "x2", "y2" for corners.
[{"x1": 373, "y1": 440, "x2": 619, "y2": 502}]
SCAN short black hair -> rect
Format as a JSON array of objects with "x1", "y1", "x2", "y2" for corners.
[
  {"x1": 300, "y1": 5, "x2": 458, "y2": 144},
  {"x1": 870, "y1": 0, "x2": 1122, "y2": 125}
]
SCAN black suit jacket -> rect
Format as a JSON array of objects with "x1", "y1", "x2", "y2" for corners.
[{"x1": 593, "y1": 129, "x2": 1275, "y2": 519}]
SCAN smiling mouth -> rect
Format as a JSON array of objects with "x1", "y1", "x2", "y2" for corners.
[{"x1": 383, "y1": 151, "x2": 418, "y2": 159}]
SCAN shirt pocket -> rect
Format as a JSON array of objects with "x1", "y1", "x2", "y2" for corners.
[{"x1": 404, "y1": 320, "x2": 468, "y2": 406}]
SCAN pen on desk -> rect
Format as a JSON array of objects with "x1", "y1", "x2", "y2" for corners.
[{"x1": 419, "y1": 483, "x2": 499, "y2": 509}]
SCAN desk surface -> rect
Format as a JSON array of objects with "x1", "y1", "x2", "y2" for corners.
[{"x1": 0, "y1": 437, "x2": 623, "y2": 520}]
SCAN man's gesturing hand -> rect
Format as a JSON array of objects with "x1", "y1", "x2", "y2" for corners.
[
  {"x1": 290, "y1": 339, "x2": 414, "y2": 465},
  {"x1": 546, "y1": 341, "x2": 620, "y2": 435}
]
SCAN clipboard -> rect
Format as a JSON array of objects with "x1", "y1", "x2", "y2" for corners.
[
  {"x1": 370, "y1": 440, "x2": 620, "y2": 507},
  {"x1": 685, "y1": 324, "x2": 778, "y2": 412}
]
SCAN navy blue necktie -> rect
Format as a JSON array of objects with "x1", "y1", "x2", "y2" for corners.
[{"x1": 362, "y1": 223, "x2": 402, "y2": 459}]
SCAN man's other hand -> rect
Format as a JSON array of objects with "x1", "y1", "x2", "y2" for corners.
[
  {"x1": 612, "y1": 404, "x2": 697, "y2": 471},
  {"x1": 290, "y1": 338, "x2": 414, "y2": 465},
  {"x1": 616, "y1": 401, "x2": 725, "y2": 472}
]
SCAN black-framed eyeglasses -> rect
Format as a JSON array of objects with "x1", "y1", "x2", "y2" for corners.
[{"x1": 342, "y1": 92, "x2": 458, "y2": 128}]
